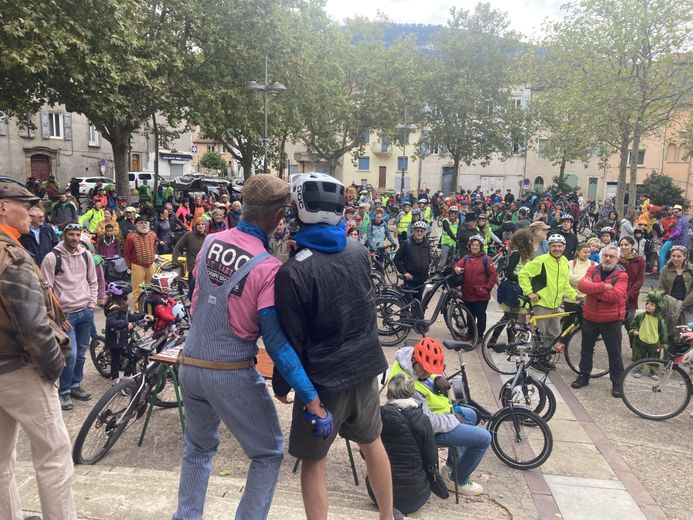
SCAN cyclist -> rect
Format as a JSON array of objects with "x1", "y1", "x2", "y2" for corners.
[
  {"x1": 457, "y1": 212, "x2": 478, "y2": 257},
  {"x1": 553, "y1": 214, "x2": 578, "y2": 260},
  {"x1": 367, "y1": 208, "x2": 394, "y2": 254},
  {"x1": 518, "y1": 234, "x2": 577, "y2": 345},
  {"x1": 439, "y1": 205, "x2": 459, "y2": 268},
  {"x1": 476, "y1": 213, "x2": 502, "y2": 254},
  {"x1": 600, "y1": 226, "x2": 617, "y2": 247},
  {"x1": 274, "y1": 172, "x2": 397, "y2": 520},
  {"x1": 395, "y1": 201, "x2": 413, "y2": 245},
  {"x1": 407, "y1": 208, "x2": 427, "y2": 238},
  {"x1": 389, "y1": 338, "x2": 491, "y2": 496},
  {"x1": 394, "y1": 220, "x2": 430, "y2": 302}
]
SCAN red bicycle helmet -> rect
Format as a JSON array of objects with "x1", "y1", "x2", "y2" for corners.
[{"x1": 413, "y1": 337, "x2": 445, "y2": 374}]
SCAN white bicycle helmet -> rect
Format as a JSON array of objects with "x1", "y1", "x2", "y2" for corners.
[
  {"x1": 448, "y1": 205, "x2": 459, "y2": 213},
  {"x1": 548, "y1": 234, "x2": 566, "y2": 245},
  {"x1": 468, "y1": 234, "x2": 486, "y2": 246},
  {"x1": 412, "y1": 220, "x2": 427, "y2": 230},
  {"x1": 290, "y1": 173, "x2": 346, "y2": 226}
]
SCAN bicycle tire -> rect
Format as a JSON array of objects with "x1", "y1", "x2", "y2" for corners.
[
  {"x1": 443, "y1": 297, "x2": 478, "y2": 345},
  {"x1": 72, "y1": 378, "x2": 142, "y2": 465},
  {"x1": 89, "y1": 335, "x2": 126, "y2": 379},
  {"x1": 480, "y1": 320, "x2": 531, "y2": 375},
  {"x1": 499, "y1": 377, "x2": 555, "y2": 423},
  {"x1": 375, "y1": 293, "x2": 411, "y2": 346},
  {"x1": 151, "y1": 366, "x2": 179, "y2": 409},
  {"x1": 620, "y1": 359, "x2": 692, "y2": 421},
  {"x1": 488, "y1": 407, "x2": 553, "y2": 470},
  {"x1": 382, "y1": 257, "x2": 400, "y2": 286},
  {"x1": 370, "y1": 270, "x2": 386, "y2": 294},
  {"x1": 563, "y1": 327, "x2": 609, "y2": 378}
]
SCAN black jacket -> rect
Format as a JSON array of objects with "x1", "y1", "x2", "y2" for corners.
[
  {"x1": 553, "y1": 228, "x2": 578, "y2": 260},
  {"x1": 19, "y1": 225, "x2": 58, "y2": 266},
  {"x1": 378, "y1": 400, "x2": 436, "y2": 512},
  {"x1": 394, "y1": 237, "x2": 430, "y2": 283},
  {"x1": 457, "y1": 224, "x2": 478, "y2": 257},
  {"x1": 105, "y1": 304, "x2": 145, "y2": 350},
  {"x1": 275, "y1": 239, "x2": 387, "y2": 396}
]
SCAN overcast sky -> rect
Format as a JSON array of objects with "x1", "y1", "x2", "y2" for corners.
[{"x1": 324, "y1": 0, "x2": 566, "y2": 38}]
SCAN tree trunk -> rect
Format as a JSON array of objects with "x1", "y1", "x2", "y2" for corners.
[
  {"x1": 451, "y1": 156, "x2": 461, "y2": 193},
  {"x1": 615, "y1": 131, "x2": 630, "y2": 216},
  {"x1": 628, "y1": 131, "x2": 641, "y2": 213},
  {"x1": 108, "y1": 126, "x2": 131, "y2": 201},
  {"x1": 152, "y1": 113, "x2": 159, "y2": 200},
  {"x1": 559, "y1": 154, "x2": 567, "y2": 182}
]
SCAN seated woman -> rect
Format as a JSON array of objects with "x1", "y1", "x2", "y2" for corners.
[
  {"x1": 389, "y1": 338, "x2": 491, "y2": 496},
  {"x1": 367, "y1": 374, "x2": 446, "y2": 515}
]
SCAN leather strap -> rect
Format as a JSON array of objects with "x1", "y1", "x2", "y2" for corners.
[{"x1": 177, "y1": 352, "x2": 256, "y2": 370}]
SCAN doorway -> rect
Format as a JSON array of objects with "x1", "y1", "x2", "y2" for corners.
[
  {"x1": 131, "y1": 153, "x2": 141, "y2": 172},
  {"x1": 30, "y1": 154, "x2": 50, "y2": 181},
  {"x1": 378, "y1": 166, "x2": 387, "y2": 189},
  {"x1": 442, "y1": 167, "x2": 453, "y2": 194}
]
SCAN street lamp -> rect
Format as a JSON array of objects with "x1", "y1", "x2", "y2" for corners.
[
  {"x1": 395, "y1": 108, "x2": 417, "y2": 196},
  {"x1": 417, "y1": 103, "x2": 432, "y2": 195},
  {"x1": 247, "y1": 55, "x2": 286, "y2": 173}
]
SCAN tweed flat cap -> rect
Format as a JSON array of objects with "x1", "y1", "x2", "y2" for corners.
[
  {"x1": 0, "y1": 181, "x2": 40, "y2": 203},
  {"x1": 243, "y1": 174, "x2": 289, "y2": 205}
]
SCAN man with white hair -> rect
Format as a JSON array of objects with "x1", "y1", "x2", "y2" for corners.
[{"x1": 573, "y1": 243, "x2": 629, "y2": 397}]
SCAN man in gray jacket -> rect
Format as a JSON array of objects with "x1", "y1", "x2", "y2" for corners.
[{"x1": 0, "y1": 181, "x2": 77, "y2": 520}]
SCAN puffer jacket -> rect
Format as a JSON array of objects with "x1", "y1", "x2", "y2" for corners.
[
  {"x1": 379, "y1": 398, "x2": 436, "y2": 512},
  {"x1": 394, "y1": 237, "x2": 430, "y2": 283},
  {"x1": 579, "y1": 264, "x2": 628, "y2": 323},
  {"x1": 618, "y1": 255, "x2": 646, "y2": 311},
  {"x1": 275, "y1": 239, "x2": 387, "y2": 395},
  {"x1": 518, "y1": 253, "x2": 577, "y2": 309},
  {"x1": 0, "y1": 231, "x2": 65, "y2": 381},
  {"x1": 455, "y1": 253, "x2": 497, "y2": 302}
]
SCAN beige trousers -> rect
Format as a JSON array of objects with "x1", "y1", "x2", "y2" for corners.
[
  {"x1": 131, "y1": 262, "x2": 156, "y2": 312},
  {"x1": 0, "y1": 365, "x2": 76, "y2": 520},
  {"x1": 533, "y1": 305, "x2": 563, "y2": 345}
]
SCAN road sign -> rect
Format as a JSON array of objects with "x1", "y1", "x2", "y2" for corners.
[
  {"x1": 191, "y1": 145, "x2": 198, "y2": 153},
  {"x1": 99, "y1": 158, "x2": 106, "y2": 166},
  {"x1": 523, "y1": 178, "x2": 530, "y2": 185}
]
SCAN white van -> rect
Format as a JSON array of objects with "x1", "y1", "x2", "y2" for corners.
[{"x1": 128, "y1": 171, "x2": 166, "y2": 191}]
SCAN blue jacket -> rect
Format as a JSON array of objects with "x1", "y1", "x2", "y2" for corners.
[
  {"x1": 367, "y1": 220, "x2": 394, "y2": 250},
  {"x1": 19, "y1": 225, "x2": 58, "y2": 266}
]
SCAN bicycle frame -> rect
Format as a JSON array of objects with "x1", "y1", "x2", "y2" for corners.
[{"x1": 387, "y1": 274, "x2": 457, "y2": 332}]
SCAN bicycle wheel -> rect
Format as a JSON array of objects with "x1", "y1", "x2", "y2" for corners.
[
  {"x1": 151, "y1": 365, "x2": 179, "y2": 409},
  {"x1": 500, "y1": 378, "x2": 556, "y2": 423},
  {"x1": 563, "y1": 327, "x2": 610, "y2": 378},
  {"x1": 620, "y1": 359, "x2": 692, "y2": 420},
  {"x1": 444, "y1": 297, "x2": 478, "y2": 344},
  {"x1": 488, "y1": 407, "x2": 553, "y2": 470},
  {"x1": 375, "y1": 293, "x2": 411, "y2": 346},
  {"x1": 382, "y1": 257, "x2": 399, "y2": 286},
  {"x1": 480, "y1": 320, "x2": 532, "y2": 375},
  {"x1": 89, "y1": 335, "x2": 118, "y2": 379},
  {"x1": 370, "y1": 270, "x2": 386, "y2": 294},
  {"x1": 72, "y1": 378, "x2": 143, "y2": 464}
]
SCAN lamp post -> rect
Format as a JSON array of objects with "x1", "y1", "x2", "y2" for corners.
[
  {"x1": 417, "y1": 103, "x2": 432, "y2": 195},
  {"x1": 395, "y1": 108, "x2": 417, "y2": 196},
  {"x1": 247, "y1": 55, "x2": 286, "y2": 173}
]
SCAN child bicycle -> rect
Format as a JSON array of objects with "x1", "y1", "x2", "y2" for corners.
[
  {"x1": 73, "y1": 322, "x2": 187, "y2": 465},
  {"x1": 480, "y1": 296, "x2": 610, "y2": 379},
  {"x1": 443, "y1": 339, "x2": 553, "y2": 470}
]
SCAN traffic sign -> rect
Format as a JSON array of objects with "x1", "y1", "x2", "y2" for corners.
[{"x1": 191, "y1": 145, "x2": 198, "y2": 153}]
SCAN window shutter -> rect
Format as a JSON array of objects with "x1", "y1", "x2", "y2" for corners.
[
  {"x1": 0, "y1": 112, "x2": 6, "y2": 136},
  {"x1": 63, "y1": 113, "x2": 72, "y2": 140},
  {"x1": 41, "y1": 111, "x2": 49, "y2": 138}
]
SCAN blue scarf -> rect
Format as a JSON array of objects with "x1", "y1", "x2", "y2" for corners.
[
  {"x1": 237, "y1": 219, "x2": 270, "y2": 251},
  {"x1": 294, "y1": 221, "x2": 347, "y2": 254}
]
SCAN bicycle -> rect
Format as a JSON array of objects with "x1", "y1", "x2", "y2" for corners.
[
  {"x1": 480, "y1": 297, "x2": 610, "y2": 379},
  {"x1": 369, "y1": 245, "x2": 399, "y2": 286},
  {"x1": 375, "y1": 268, "x2": 477, "y2": 347},
  {"x1": 620, "y1": 338, "x2": 693, "y2": 421},
  {"x1": 73, "y1": 323, "x2": 187, "y2": 464},
  {"x1": 444, "y1": 339, "x2": 553, "y2": 470}
]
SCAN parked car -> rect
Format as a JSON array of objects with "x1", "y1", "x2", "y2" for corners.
[
  {"x1": 171, "y1": 175, "x2": 238, "y2": 200},
  {"x1": 128, "y1": 171, "x2": 166, "y2": 191},
  {"x1": 76, "y1": 176, "x2": 115, "y2": 196}
]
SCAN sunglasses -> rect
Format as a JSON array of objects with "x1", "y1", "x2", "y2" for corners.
[{"x1": 64, "y1": 223, "x2": 82, "y2": 231}]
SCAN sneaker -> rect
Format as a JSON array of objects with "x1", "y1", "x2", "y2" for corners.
[
  {"x1": 571, "y1": 376, "x2": 589, "y2": 389},
  {"x1": 649, "y1": 373, "x2": 659, "y2": 381},
  {"x1": 459, "y1": 480, "x2": 485, "y2": 496},
  {"x1": 440, "y1": 464, "x2": 457, "y2": 492},
  {"x1": 632, "y1": 371, "x2": 642, "y2": 379},
  {"x1": 611, "y1": 386, "x2": 622, "y2": 398},
  {"x1": 393, "y1": 509, "x2": 404, "y2": 520},
  {"x1": 70, "y1": 386, "x2": 91, "y2": 401},
  {"x1": 59, "y1": 394, "x2": 73, "y2": 411}
]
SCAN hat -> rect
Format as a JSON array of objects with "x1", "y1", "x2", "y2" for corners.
[
  {"x1": 645, "y1": 292, "x2": 664, "y2": 311},
  {"x1": 0, "y1": 181, "x2": 40, "y2": 203},
  {"x1": 673, "y1": 204, "x2": 683, "y2": 210},
  {"x1": 477, "y1": 213, "x2": 488, "y2": 220},
  {"x1": 464, "y1": 212, "x2": 477, "y2": 221},
  {"x1": 125, "y1": 206, "x2": 137, "y2": 213},
  {"x1": 529, "y1": 221, "x2": 551, "y2": 230},
  {"x1": 242, "y1": 174, "x2": 289, "y2": 205}
]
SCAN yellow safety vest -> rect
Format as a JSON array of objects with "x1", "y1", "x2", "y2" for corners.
[
  {"x1": 388, "y1": 361, "x2": 452, "y2": 415},
  {"x1": 441, "y1": 220, "x2": 458, "y2": 247},
  {"x1": 397, "y1": 211, "x2": 412, "y2": 233},
  {"x1": 423, "y1": 206, "x2": 431, "y2": 223}
]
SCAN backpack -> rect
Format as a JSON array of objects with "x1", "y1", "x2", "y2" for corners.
[{"x1": 50, "y1": 248, "x2": 91, "y2": 277}]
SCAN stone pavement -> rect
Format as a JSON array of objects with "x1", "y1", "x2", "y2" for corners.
[{"x1": 13, "y1": 256, "x2": 692, "y2": 519}]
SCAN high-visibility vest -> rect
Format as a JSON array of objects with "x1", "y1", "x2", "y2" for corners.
[
  {"x1": 397, "y1": 211, "x2": 412, "y2": 233},
  {"x1": 388, "y1": 361, "x2": 451, "y2": 415},
  {"x1": 423, "y1": 206, "x2": 431, "y2": 223},
  {"x1": 441, "y1": 220, "x2": 458, "y2": 247}
]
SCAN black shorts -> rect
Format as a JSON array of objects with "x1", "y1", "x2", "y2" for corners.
[{"x1": 288, "y1": 378, "x2": 382, "y2": 460}]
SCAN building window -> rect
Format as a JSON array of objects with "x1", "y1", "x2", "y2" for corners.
[
  {"x1": 397, "y1": 156, "x2": 408, "y2": 171},
  {"x1": 537, "y1": 138, "x2": 548, "y2": 158},
  {"x1": 357, "y1": 157, "x2": 370, "y2": 171},
  {"x1": 48, "y1": 113, "x2": 62, "y2": 138},
  {"x1": 362, "y1": 131, "x2": 370, "y2": 145},
  {"x1": 289, "y1": 164, "x2": 299, "y2": 174},
  {"x1": 361, "y1": 178, "x2": 368, "y2": 185},
  {"x1": 207, "y1": 145, "x2": 214, "y2": 152},
  {"x1": 534, "y1": 176, "x2": 544, "y2": 191},
  {"x1": 666, "y1": 143, "x2": 678, "y2": 162},
  {"x1": 88, "y1": 124, "x2": 100, "y2": 147},
  {"x1": 627, "y1": 149, "x2": 645, "y2": 166}
]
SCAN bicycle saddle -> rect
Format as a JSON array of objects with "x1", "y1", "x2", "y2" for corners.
[{"x1": 442, "y1": 340, "x2": 476, "y2": 352}]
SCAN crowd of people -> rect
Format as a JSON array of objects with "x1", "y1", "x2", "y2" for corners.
[{"x1": 2, "y1": 171, "x2": 693, "y2": 520}]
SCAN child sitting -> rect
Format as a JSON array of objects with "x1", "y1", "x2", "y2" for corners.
[
  {"x1": 104, "y1": 281, "x2": 148, "y2": 383},
  {"x1": 143, "y1": 273, "x2": 178, "y2": 336},
  {"x1": 628, "y1": 292, "x2": 668, "y2": 379}
]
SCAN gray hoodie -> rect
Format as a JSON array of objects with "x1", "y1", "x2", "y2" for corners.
[{"x1": 393, "y1": 347, "x2": 460, "y2": 434}]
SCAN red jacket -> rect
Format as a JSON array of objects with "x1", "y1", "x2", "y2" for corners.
[
  {"x1": 578, "y1": 264, "x2": 629, "y2": 322},
  {"x1": 618, "y1": 255, "x2": 645, "y2": 311},
  {"x1": 455, "y1": 253, "x2": 497, "y2": 302}
]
